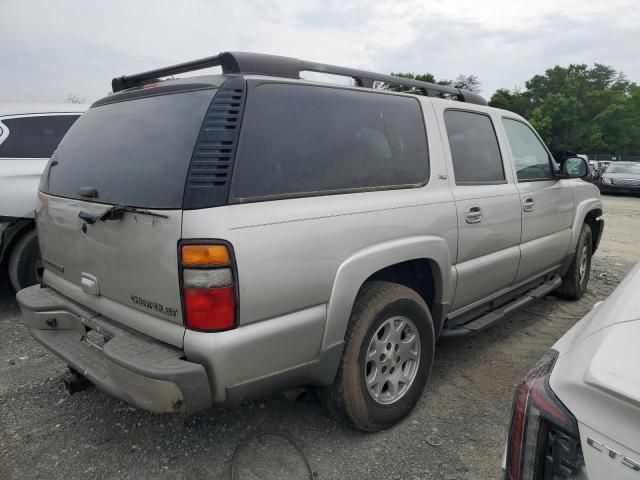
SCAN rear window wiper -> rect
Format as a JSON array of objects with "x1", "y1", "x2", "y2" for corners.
[{"x1": 79, "y1": 205, "x2": 169, "y2": 224}]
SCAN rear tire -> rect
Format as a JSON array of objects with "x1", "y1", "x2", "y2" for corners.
[
  {"x1": 320, "y1": 281, "x2": 435, "y2": 431},
  {"x1": 557, "y1": 223, "x2": 592, "y2": 300},
  {"x1": 8, "y1": 229, "x2": 42, "y2": 291}
]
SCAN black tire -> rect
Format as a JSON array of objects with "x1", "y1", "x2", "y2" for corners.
[
  {"x1": 557, "y1": 223, "x2": 592, "y2": 300},
  {"x1": 8, "y1": 229, "x2": 42, "y2": 291},
  {"x1": 320, "y1": 281, "x2": 435, "y2": 431}
]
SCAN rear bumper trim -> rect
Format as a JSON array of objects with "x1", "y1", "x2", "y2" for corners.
[{"x1": 17, "y1": 285, "x2": 211, "y2": 414}]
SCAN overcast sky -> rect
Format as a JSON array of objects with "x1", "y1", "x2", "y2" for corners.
[{"x1": 2, "y1": 0, "x2": 639, "y2": 104}]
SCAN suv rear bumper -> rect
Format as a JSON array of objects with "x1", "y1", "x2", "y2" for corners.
[{"x1": 17, "y1": 285, "x2": 211, "y2": 414}]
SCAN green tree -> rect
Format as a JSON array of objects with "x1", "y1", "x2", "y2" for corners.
[
  {"x1": 490, "y1": 88, "x2": 532, "y2": 117},
  {"x1": 451, "y1": 74, "x2": 481, "y2": 93},
  {"x1": 384, "y1": 72, "x2": 481, "y2": 93},
  {"x1": 390, "y1": 72, "x2": 437, "y2": 84},
  {"x1": 65, "y1": 93, "x2": 85, "y2": 104},
  {"x1": 489, "y1": 64, "x2": 640, "y2": 154}
]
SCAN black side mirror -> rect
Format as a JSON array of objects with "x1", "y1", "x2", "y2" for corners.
[{"x1": 560, "y1": 157, "x2": 589, "y2": 179}]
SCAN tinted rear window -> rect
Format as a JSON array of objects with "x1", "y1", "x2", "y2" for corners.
[
  {"x1": 42, "y1": 89, "x2": 215, "y2": 209},
  {"x1": 231, "y1": 83, "x2": 429, "y2": 200},
  {"x1": 443, "y1": 110, "x2": 505, "y2": 184},
  {"x1": 0, "y1": 115, "x2": 79, "y2": 158}
]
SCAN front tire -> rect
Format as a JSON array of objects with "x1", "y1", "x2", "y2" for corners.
[
  {"x1": 320, "y1": 282, "x2": 435, "y2": 431},
  {"x1": 8, "y1": 229, "x2": 42, "y2": 291},
  {"x1": 557, "y1": 223, "x2": 592, "y2": 300}
]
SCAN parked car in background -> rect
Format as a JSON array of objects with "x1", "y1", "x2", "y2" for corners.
[
  {"x1": 599, "y1": 161, "x2": 640, "y2": 195},
  {"x1": 0, "y1": 103, "x2": 86, "y2": 290},
  {"x1": 18, "y1": 52, "x2": 602, "y2": 431},
  {"x1": 503, "y1": 261, "x2": 640, "y2": 479}
]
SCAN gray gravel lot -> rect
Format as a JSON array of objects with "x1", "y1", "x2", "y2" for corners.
[{"x1": 1, "y1": 195, "x2": 638, "y2": 480}]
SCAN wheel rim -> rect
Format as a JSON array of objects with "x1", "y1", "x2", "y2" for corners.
[
  {"x1": 579, "y1": 243, "x2": 588, "y2": 283},
  {"x1": 364, "y1": 316, "x2": 421, "y2": 405}
]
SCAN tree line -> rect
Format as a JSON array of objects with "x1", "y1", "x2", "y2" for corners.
[{"x1": 388, "y1": 65, "x2": 640, "y2": 155}]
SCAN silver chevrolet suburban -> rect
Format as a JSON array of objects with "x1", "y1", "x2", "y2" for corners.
[{"x1": 17, "y1": 52, "x2": 603, "y2": 431}]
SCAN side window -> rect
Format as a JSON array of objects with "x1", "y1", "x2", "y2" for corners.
[
  {"x1": 0, "y1": 115, "x2": 80, "y2": 158},
  {"x1": 443, "y1": 110, "x2": 505, "y2": 185},
  {"x1": 231, "y1": 84, "x2": 429, "y2": 200},
  {"x1": 502, "y1": 118, "x2": 554, "y2": 181}
]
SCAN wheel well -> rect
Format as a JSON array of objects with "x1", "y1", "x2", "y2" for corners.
[
  {"x1": 364, "y1": 259, "x2": 436, "y2": 313},
  {"x1": 0, "y1": 219, "x2": 34, "y2": 265},
  {"x1": 584, "y1": 209, "x2": 602, "y2": 252}
]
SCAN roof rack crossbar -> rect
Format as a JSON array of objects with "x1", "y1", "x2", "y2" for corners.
[
  {"x1": 111, "y1": 51, "x2": 487, "y2": 105},
  {"x1": 111, "y1": 55, "x2": 223, "y2": 93}
]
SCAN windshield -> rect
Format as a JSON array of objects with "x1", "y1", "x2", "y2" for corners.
[
  {"x1": 605, "y1": 163, "x2": 640, "y2": 175},
  {"x1": 41, "y1": 89, "x2": 216, "y2": 209}
]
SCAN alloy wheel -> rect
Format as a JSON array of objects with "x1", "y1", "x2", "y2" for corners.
[{"x1": 364, "y1": 316, "x2": 421, "y2": 405}]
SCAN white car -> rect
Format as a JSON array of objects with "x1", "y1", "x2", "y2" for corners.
[
  {"x1": 0, "y1": 103, "x2": 86, "y2": 290},
  {"x1": 504, "y1": 262, "x2": 640, "y2": 479}
]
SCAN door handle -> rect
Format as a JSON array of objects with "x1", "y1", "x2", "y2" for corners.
[
  {"x1": 464, "y1": 205, "x2": 482, "y2": 224},
  {"x1": 523, "y1": 197, "x2": 535, "y2": 212}
]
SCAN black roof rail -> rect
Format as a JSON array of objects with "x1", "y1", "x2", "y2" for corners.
[{"x1": 111, "y1": 51, "x2": 488, "y2": 105}]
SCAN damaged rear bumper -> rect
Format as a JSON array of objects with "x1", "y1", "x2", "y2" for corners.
[{"x1": 17, "y1": 285, "x2": 211, "y2": 414}]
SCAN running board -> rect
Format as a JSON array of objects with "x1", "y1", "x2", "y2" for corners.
[{"x1": 439, "y1": 275, "x2": 562, "y2": 341}]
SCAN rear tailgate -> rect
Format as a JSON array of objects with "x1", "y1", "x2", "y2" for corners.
[
  {"x1": 36, "y1": 87, "x2": 218, "y2": 347},
  {"x1": 37, "y1": 194, "x2": 185, "y2": 346}
]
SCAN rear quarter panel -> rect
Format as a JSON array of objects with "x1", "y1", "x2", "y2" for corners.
[
  {"x1": 182, "y1": 188, "x2": 457, "y2": 328},
  {"x1": 181, "y1": 96, "x2": 457, "y2": 357},
  {"x1": 182, "y1": 185, "x2": 458, "y2": 400}
]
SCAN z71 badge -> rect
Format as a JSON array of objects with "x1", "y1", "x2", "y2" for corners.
[{"x1": 130, "y1": 295, "x2": 178, "y2": 317}]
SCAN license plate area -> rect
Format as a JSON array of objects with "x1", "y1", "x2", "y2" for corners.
[{"x1": 83, "y1": 329, "x2": 113, "y2": 352}]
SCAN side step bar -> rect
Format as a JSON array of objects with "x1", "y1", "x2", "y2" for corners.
[{"x1": 439, "y1": 275, "x2": 562, "y2": 341}]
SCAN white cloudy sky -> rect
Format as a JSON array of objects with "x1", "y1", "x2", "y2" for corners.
[{"x1": 2, "y1": 0, "x2": 639, "y2": 104}]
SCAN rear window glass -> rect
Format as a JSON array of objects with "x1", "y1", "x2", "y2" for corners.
[
  {"x1": 42, "y1": 89, "x2": 216, "y2": 209},
  {"x1": 443, "y1": 110, "x2": 505, "y2": 184},
  {"x1": 231, "y1": 83, "x2": 429, "y2": 200},
  {"x1": 0, "y1": 115, "x2": 79, "y2": 158}
]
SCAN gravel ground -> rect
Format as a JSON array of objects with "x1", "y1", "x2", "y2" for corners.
[{"x1": 1, "y1": 195, "x2": 638, "y2": 480}]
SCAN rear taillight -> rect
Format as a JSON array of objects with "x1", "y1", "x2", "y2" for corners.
[
  {"x1": 506, "y1": 350, "x2": 582, "y2": 480},
  {"x1": 180, "y1": 242, "x2": 237, "y2": 332}
]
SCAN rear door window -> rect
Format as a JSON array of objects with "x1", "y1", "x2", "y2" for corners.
[
  {"x1": 231, "y1": 83, "x2": 429, "y2": 201},
  {"x1": 443, "y1": 110, "x2": 505, "y2": 185},
  {"x1": 42, "y1": 89, "x2": 216, "y2": 209},
  {"x1": 0, "y1": 115, "x2": 80, "y2": 158}
]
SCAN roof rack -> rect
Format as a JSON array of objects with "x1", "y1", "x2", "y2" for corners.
[{"x1": 111, "y1": 51, "x2": 488, "y2": 105}]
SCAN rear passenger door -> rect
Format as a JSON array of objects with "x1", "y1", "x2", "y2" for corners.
[
  {"x1": 440, "y1": 108, "x2": 522, "y2": 311},
  {"x1": 500, "y1": 118, "x2": 573, "y2": 282}
]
